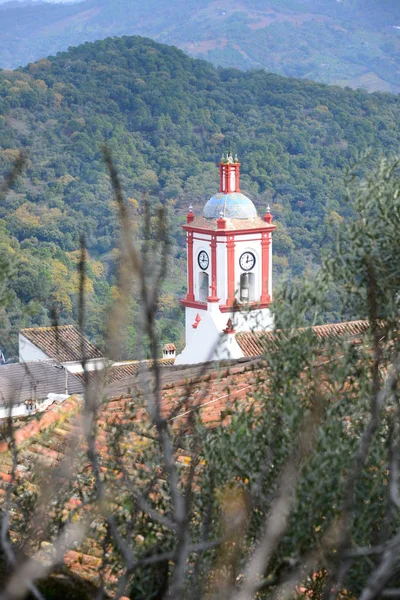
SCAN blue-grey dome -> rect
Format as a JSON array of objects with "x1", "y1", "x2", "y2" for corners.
[{"x1": 203, "y1": 192, "x2": 257, "y2": 219}]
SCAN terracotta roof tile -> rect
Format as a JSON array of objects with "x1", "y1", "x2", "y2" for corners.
[
  {"x1": 20, "y1": 325, "x2": 103, "y2": 363},
  {"x1": 0, "y1": 322, "x2": 370, "y2": 591},
  {"x1": 0, "y1": 361, "x2": 264, "y2": 589},
  {"x1": 163, "y1": 343, "x2": 176, "y2": 352},
  {"x1": 236, "y1": 320, "x2": 370, "y2": 357}
]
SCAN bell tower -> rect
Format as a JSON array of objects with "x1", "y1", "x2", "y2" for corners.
[{"x1": 175, "y1": 152, "x2": 276, "y2": 365}]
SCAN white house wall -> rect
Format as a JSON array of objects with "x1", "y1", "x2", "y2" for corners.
[
  {"x1": 19, "y1": 335, "x2": 49, "y2": 363},
  {"x1": 178, "y1": 304, "x2": 273, "y2": 364}
]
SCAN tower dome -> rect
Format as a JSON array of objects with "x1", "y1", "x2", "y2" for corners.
[
  {"x1": 203, "y1": 152, "x2": 257, "y2": 219},
  {"x1": 203, "y1": 192, "x2": 257, "y2": 219}
]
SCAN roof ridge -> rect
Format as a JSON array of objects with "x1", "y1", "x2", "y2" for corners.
[{"x1": 21, "y1": 324, "x2": 76, "y2": 333}]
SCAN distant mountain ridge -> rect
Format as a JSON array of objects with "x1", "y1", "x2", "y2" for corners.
[{"x1": 0, "y1": 0, "x2": 400, "y2": 93}]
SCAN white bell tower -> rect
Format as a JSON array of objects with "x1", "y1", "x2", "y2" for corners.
[{"x1": 175, "y1": 152, "x2": 275, "y2": 365}]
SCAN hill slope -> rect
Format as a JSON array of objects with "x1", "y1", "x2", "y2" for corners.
[
  {"x1": 0, "y1": 0, "x2": 400, "y2": 92},
  {"x1": 0, "y1": 35, "x2": 400, "y2": 356}
]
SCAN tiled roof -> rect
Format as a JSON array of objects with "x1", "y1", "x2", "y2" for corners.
[
  {"x1": 20, "y1": 326, "x2": 103, "y2": 363},
  {"x1": 0, "y1": 362, "x2": 84, "y2": 406},
  {"x1": 0, "y1": 321, "x2": 372, "y2": 589},
  {"x1": 236, "y1": 320, "x2": 370, "y2": 357},
  {"x1": 0, "y1": 359, "x2": 264, "y2": 589},
  {"x1": 104, "y1": 358, "x2": 257, "y2": 398},
  {"x1": 74, "y1": 358, "x2": 176, "y2": 384},
  {"x1": 163, "y1": 343, "x2": 176, "y2": 352}
]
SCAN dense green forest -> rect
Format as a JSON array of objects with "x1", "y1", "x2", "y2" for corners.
[
  {"x1": 0, "y1": 0, "x2": 400, "y2": 92},
  {"x1": 0, "y1": 35, "x2": 400, "y2": 357}
]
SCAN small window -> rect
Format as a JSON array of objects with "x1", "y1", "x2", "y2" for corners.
[
  {"x1": 199, "y1": 272, "x2": 209, "y2": 303},
  {"x1": 240, "y1": 273, "x2": 255, "y2": 302}
]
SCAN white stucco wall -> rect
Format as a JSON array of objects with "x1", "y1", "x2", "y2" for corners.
[
  {"x1": 176, "y1": 303, "x2": 244, "y2": 365},
  {"x1": 19, "y1": 335, "x2": 50, "y2": 363},
  {"x1": 177, "y1": 304, "x2": 273, "y2": 365}
]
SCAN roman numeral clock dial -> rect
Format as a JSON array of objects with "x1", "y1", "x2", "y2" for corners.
[
  {"x1": 198, "y1": 251, "x2": 209, "y2": 270},
  {"x1": 239, "y1": 251, "x2": 256, "y2": 271}
]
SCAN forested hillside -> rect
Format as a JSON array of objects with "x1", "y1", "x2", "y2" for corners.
[
  {"x1": 1, "y1": 35, "x2": 400, "y2": 357},
  {"x1": 0, "y1": 0, "x2": 400, "y2": 92}
]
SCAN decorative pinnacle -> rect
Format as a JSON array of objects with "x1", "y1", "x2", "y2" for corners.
[
  {"x1": 189, "y1": 205, "x2": 193, "y2": 213},
  {"x1": 220, "y1": 149, "x2": 239, "y2": 164},
  {"x1": 266, "y1": 204, "x2": 271, "y2": 213},
  {"x1": 220, "y1": 210, "x2": 224, "y2": 218}
]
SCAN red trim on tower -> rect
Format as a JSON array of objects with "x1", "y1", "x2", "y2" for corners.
[
  {"x1": 186, "y1": 208, "x2": 194, "y2": 223},
  {"x1": 180, "y1": 299, "x2": 207, "y2": 309},
  {"x1": 226, "y1": 235, "x2": 236, "y2": 306},
  {"x1": 223, "y1": 318, "x2": 235, "y2": 334},
  {"x1": 183, "y1": 225, "x2": 276, "y2": 236},
  {"x1": 261, "y1": 232, "x2": 271, "y2": 304},
  {"x1": 217, "y1": 216, "x2": 226, "y2": 229},
  {"x1": 192, "y1": 313, "x2": 201, "y2": 329},
  {"x1": 219, "y1": 301, "x2": 271, "y2": 313},
  {"x1": 236, "y1": 164, "x2": 241, "y2": 192},
  {"x1": 219, "y1": 161, "x2": 241, "y2": 194},
  {"x1": 186, "y1": 231, "x2": 195, "y2": 302},
  {"x1": 207, "y1": 235, "x2": 219, "y2": 302}
]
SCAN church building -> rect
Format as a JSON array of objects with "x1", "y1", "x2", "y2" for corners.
[{"x1": 175, "y1": 152, "x2": 276, "y2": 365}]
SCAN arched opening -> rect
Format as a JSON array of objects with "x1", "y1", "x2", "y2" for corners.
[
  {"x1": 199, "y1": 272, "x2": 209, "y2": 303},
  {"x1": 240, "y1": 273, "x2": 255, "y2": 303}
]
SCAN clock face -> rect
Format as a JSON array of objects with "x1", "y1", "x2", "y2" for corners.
[
  {"x1": 239, "y1": 251, "x2": 256, "y2": 271},
  {"x1": 198, "y1": 250, "x2": 209, "y2": 271}
]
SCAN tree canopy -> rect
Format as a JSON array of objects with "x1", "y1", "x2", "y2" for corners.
[{"x1": 0, "y1": 35, "x2": 400, "y2": 355}]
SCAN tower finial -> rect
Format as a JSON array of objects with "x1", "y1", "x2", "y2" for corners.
[{"x1": 264, "y1": 205, "x2": 273, "y2": 224}]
